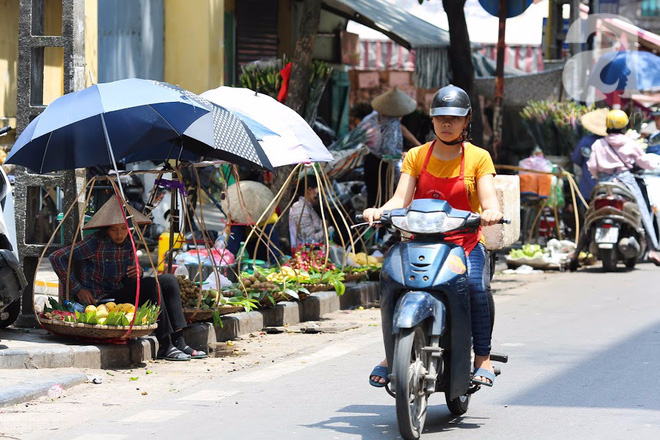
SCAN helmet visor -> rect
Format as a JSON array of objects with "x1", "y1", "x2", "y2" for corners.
[{"x1": 430, "y1": 106, "x2": 470, "y2": 117}]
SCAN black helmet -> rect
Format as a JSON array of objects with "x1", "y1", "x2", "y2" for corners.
[{"x1": 430, "y1": 85, "x2": 471, "y2": 117}]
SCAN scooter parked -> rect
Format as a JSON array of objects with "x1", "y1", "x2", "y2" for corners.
[
  {"x1": 0, "y1": 126, "x2": 27, "y2": 328},
  {"x1": 356, "y1": 199, "x2": 508, "y2": 440},
  {"x1": 571, "y1": 181, "x2": 646, "y2": 272}
]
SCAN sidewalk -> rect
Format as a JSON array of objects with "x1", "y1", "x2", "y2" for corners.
[{"x1": 0, "y1": 280, "x2": 379, "y2": 408}]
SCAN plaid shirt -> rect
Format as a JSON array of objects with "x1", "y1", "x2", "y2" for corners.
[
  {"x1": 50, "y1": 232, "x2": 135, "y2": 300},
  {"x1": 289, "y1": 197, "x2": 325, "y2": 249}
]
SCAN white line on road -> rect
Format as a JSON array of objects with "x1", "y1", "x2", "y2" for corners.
[
  {"x1": 231, "y1": 333, "x2": 376, "y2": 383},
  {"x1": 121, "y1": 409, "x2": 187, "y2": 422},
  {"x1": 178, "y1": 389, "x2": 240, "y2": 401},
  {"x1": 71, "y1": 436, "x2": 127, "y2": 440}
]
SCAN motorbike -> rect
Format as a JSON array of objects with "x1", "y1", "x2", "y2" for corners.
[
  {"x1": 356, "y1": 199, "x2": 508, "y2": 439},
  {"x1": 571, "y1": 180, "x2": 646, "y2": 272},
  {"x1": 0, "y1": 125, "x2": 28, "y2": 328}
]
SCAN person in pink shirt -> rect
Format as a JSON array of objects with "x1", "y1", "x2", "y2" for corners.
[{"x1": 587, "y1": 109, "x2": 660, "y2": 265}]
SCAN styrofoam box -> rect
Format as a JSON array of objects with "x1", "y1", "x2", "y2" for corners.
[{"x1": 483, "y1": 175, "x2": 521, "y2": 251}]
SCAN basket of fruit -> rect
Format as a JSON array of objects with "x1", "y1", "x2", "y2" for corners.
[{"x1": 39, "y1": 299, "x2": 159, "y2": 340}]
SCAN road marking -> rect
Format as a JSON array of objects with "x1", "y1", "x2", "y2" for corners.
[
  {"x1": 71, "y1": 436, "x2": 127, "y2": 440},
  {"x1": 178, "y1": 389, "x2": 240, "y2": 401},
  {"x1": 232, "y1": 333, "x2": 375, "y2": 383},
  {"x1": 501, "y1": 343, "x2": 525, "y2": 347},
  {"x1": 121, "y1": 410, "x2": 186, "y2": 422}
]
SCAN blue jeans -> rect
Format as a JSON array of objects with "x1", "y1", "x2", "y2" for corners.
[{"x1": 466, "y1": 243, "x2": 494, "y2": 356}]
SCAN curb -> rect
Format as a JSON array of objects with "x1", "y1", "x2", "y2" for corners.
[
  {"x1": 0, "y1": 281, "x2": 379, "y2": 370},
  {"x1": 0, "y1": 372, "x2": 88, "y2": 408}
]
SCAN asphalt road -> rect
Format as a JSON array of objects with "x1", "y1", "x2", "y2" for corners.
[{"x1": 3, "y1": 264, "x2": 660, "y2": 440}]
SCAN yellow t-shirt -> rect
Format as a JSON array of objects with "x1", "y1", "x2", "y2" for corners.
[{"x1": 401, "y1": 141, "x2": 496, "y2": 213}]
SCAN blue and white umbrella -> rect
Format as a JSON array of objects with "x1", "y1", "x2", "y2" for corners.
[{"x1": 6, "y1": 78, "x2": 274, "y2": 173}]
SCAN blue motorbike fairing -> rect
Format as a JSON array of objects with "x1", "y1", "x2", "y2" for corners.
[
  {"x1": 383, "y1": 241, "x2": 469, "y2": 299},
  {"x1": 392, "y1": 291, "x2": 446, "y2": 335},
  {"x1": 381, "y1": 240, "x2": 472, "y2": 400}
]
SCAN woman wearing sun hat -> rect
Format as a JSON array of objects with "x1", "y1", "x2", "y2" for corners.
[
  {"x1": 572, "y1": 108, "x2": 608, "y2": 204},
  {"x1": 358, "y1": 87, "x2": 421, "y2": 208},
  {"x1": 49, "y1": 196, "x2": 207, "y2": 360}
]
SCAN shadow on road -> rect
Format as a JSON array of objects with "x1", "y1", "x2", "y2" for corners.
[
  {"x1": 304, "y1": 401, "x2": 490, "y2": 438},
  {"x1": 507, "y1": 320, "x2": 660, "y2": 410}
]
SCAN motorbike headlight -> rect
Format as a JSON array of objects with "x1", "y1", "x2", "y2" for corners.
[{"x1": 390, "y1": 212, "x2": 466, "y2": 234}]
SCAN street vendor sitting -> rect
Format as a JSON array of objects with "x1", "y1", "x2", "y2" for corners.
[
  {"x1": 289, "y1": 174, "x2": 334, "y2": 250},
  {"x1": 49, "y1": 197, "x2": 207, "y2": 361}
]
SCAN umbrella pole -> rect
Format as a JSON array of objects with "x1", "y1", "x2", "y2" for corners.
[
  {"x1": 100, "y1": 114, "x2": 128, "y2": 203},
  {"x1": 167, "y1": 177, "x2": 180, "y2": 274}
]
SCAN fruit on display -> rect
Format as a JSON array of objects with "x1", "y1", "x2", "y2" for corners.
[
  {"x1": 41, "y1": 298, "x2": 158, "y2": 326},
  {"x1": 266, "y1": 266, "x2": 310, "y2": 284},
  {"x1": 177, "y1": 275, "x2": 204, "y2": 308},
  {"x1": 289, "y1": 245, "x2": 335, "y2": 271},
  {"x1": 347, "y1": 252, "x2": 382, "y2": 268},
  {"x1": 240, "y1": 272, "x2": 280, "y2": 293},
  {"x1": 508, "y1": 244, "x2": 545, "y2": 260}
]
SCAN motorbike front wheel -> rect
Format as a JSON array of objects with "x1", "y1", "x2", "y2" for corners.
[{"x1": 394, "y1": 326, "x2": 429, "y2": 440}]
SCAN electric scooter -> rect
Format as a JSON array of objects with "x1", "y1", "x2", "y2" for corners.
[{"x1": 357, "y1": 198, "x2": 509, "y2": 439}]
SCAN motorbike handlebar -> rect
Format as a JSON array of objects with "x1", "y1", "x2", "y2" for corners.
[
  {"x1": 356, "y1": 213, "x2": 511, "y2": 226},
  {"x1": 0, "y1": 126, "x2": 12, "y2": 136}
]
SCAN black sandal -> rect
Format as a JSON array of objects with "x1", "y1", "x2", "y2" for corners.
[
  {"x1": 157, "y1": 345, "x2": 191, "y2": 361},
  {"x1": 177, "y1": 344, "x2": 208, "y2": 359}
]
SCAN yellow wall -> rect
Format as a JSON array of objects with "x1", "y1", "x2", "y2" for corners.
[
  {"x1": 84, "y1": 0, "x2": 98, "y2": 88},
  {"x1": 0, "y1": 0, "x2": 97, "y2": 133},
  {"x1": 0, "y1": 0, "x2": 19, "y2": 135},
  {"x1": 43, "y1": 0, "x2": 63, "y2": 105},
  {"x1": 164, "y1": 0, "x2": 224, "y2": 94}
]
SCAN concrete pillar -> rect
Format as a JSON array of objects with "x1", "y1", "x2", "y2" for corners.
[{"x1": 14, "y1": 0, "x2": 86, "y2": 327}]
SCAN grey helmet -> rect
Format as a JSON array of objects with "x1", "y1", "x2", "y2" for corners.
[{"x1": 429, "y1": 85, "x2": 471, "y2": 117}]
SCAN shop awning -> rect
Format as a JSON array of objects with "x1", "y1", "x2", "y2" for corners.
[
  {"x1": 323, "y1": 0, "x2": 452, "y2": 88},
  {"x1": 579, "y1": 3, "x2": 660, "y2": 52},
  {"x1": 323, "y1": 0, "x2": 450, "y2": 50}
]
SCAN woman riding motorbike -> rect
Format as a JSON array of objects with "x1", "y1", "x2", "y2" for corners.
[
  {"x1": 362, "y1": 85, "x2": 503, "y2": 388},
  {"x1": 587, "y1": 109, "x2": 660, "y2": 265}
]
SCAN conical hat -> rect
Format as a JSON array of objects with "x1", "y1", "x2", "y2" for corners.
[
  {"x1": 221, "y1": 181, "x2": 275, "y2": 224},
  {"x1": 83, "y1": 197, "x2": 152, "y2": 230},
  {"x1": 371, "y1": 87, "x2": 417, "y2": 117},
  {"x1": 580, "y1": 108, "x2": 608, "y2": 137}
]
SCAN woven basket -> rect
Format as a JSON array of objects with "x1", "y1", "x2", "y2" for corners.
[
  {"x1": 216, "y1": 305, "x2": 245, "y2": 315},
  {"x1": 183, "y1": 308, "x2": 215, "y2": 322},
  {"x1": 343, "y1": 273, "x2": 367, "y2": 282},
  {"x1": 304, "y1": 283, "x2": 334, "y2": 293},
  {"x1": 40, "y1": 318, "x2": 157, "y2": 339}
]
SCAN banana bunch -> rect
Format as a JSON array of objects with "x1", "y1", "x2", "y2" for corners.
[
  {"x1": 267, "y1": 266, "x2": 310, "y2": 283},
  {"x1": 347, "y1": 252, "x2": 383, "y2": 267}
]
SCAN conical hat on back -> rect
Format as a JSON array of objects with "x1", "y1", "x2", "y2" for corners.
[
  {"x1": 580, "y1": 108, "x2": 608, "y2": 137},
  {"x1": 83, "y1": 197, "x2": 152, "y2": 230}
]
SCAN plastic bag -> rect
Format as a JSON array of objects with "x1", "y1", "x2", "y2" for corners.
[{"x1": 547, "y1": 176, "x2": 565, "y2": 208}]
